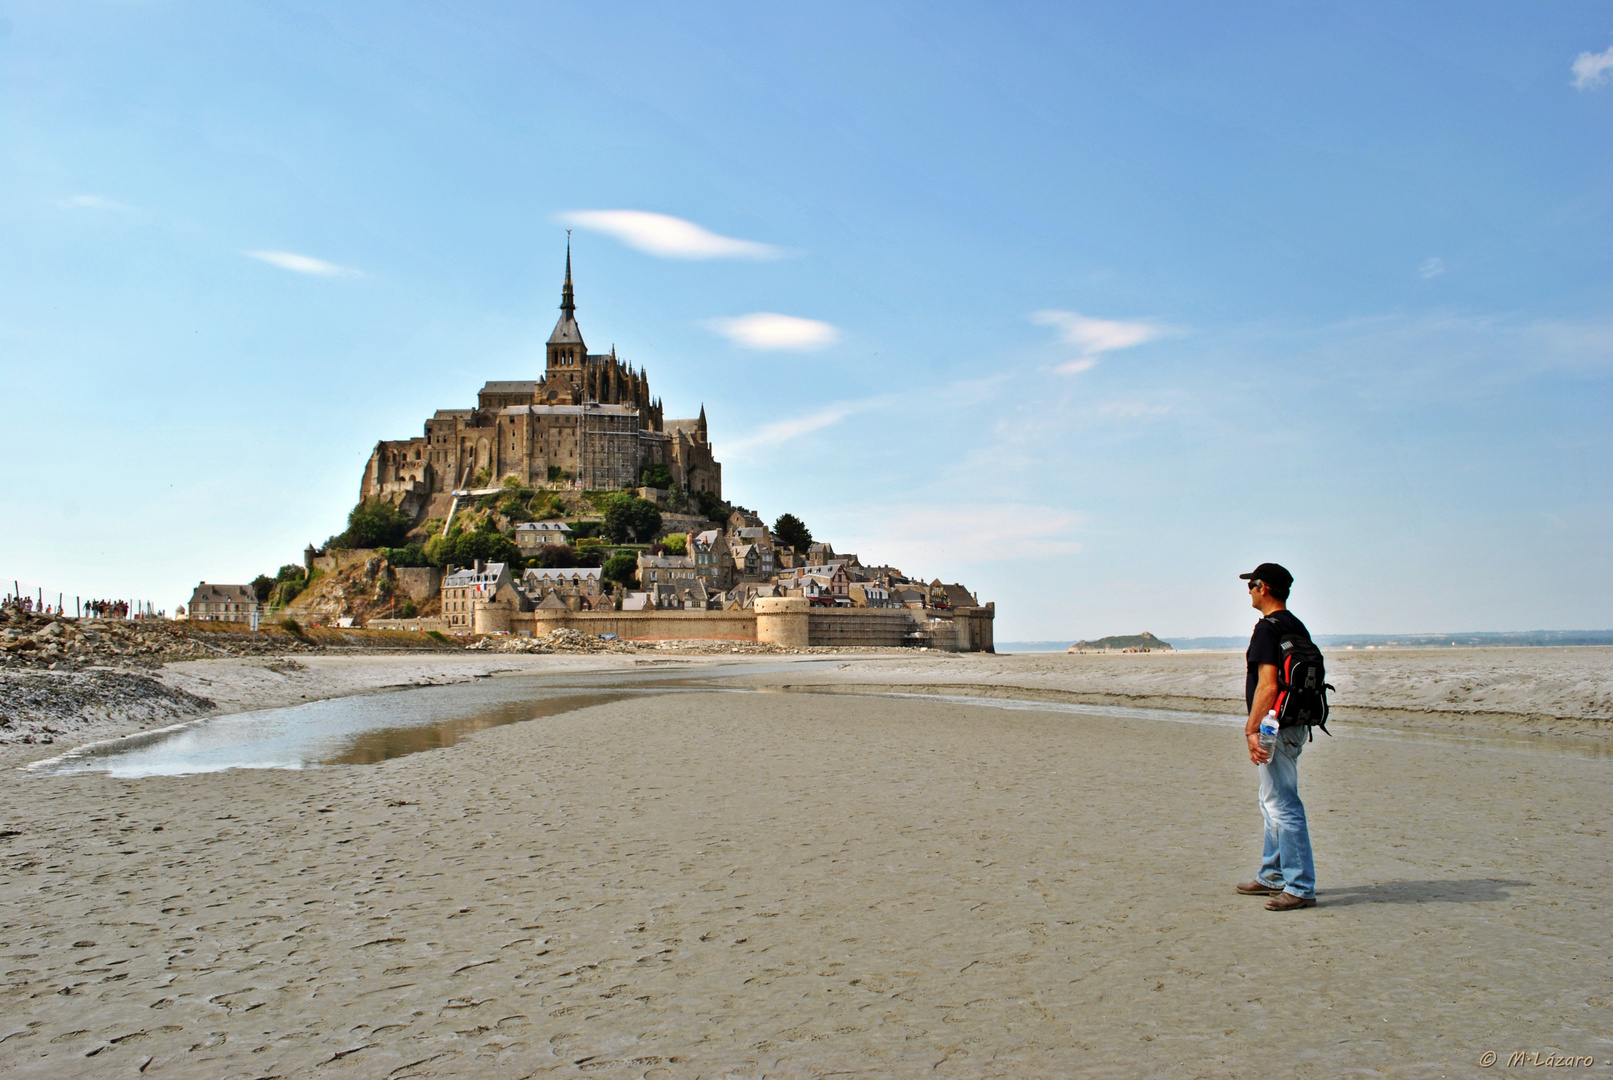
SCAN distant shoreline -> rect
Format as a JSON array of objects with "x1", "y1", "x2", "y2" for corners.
[{"x1": 999, "y1": 630, "x2": 1613, "y2": 652}]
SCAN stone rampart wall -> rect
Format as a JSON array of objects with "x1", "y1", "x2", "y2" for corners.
[
  {"x1": 511, "y1": 610, "x2": 759, "y2": 641},
  {"x1": 806, "y1": 608, "x2": 915, "y2": 648}
]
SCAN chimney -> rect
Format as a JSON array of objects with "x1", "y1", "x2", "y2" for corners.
[{"x1": 475, "y1": 559, "x2": 486, "y2": 574}]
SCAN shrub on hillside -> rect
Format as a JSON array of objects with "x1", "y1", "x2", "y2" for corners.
[
  {"x1": 381, "y1": 543, "x2": 431, "y2": 568},
  {"x1": 639, "y1": 463, "x2": 673, "y2": 489}
]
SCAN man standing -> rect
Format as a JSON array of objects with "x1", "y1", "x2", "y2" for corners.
[{"x1": 1235, "y1": 562, "x2": 1317, "y2": 911}]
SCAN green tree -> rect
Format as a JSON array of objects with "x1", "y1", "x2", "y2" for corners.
[
  {"x1": 695, "y1": 490, "x2": 728, "y2": 522},
  {"x1": 250, "y1": 574, "x2": 275, "y2": 604},
  {"x1": 639, "y1": 463, "x2": 673, "y2": 489},
  {"x1": 340, "y1": 500, "x2": 414, "y2": 548},
  {"x1": 602, "y1": 553, "x2": 639, "y2": 589},
  {"x1": 602, "y1": 492, "x2": 663, "y2": 543},
  {"x1": 659, "y1": 532, "x2": 687, "y2": 555},
  {"x1": 529, "y1": 544, "x2": 581, "y2": 570},
  {"x1": 773, "y1": 513, "x2": 812, "y2": 552},
  {"x1": 448, "y1": 518, "x2": 523, "y2": 568}
]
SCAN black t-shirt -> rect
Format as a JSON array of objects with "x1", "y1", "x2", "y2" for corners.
[{"x1": 1246, "y1": 609, "x2": 1311, "y2": 710}]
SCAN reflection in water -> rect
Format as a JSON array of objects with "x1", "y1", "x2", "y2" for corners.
[
  {"x1": 29, "y1": 679, "x2": 639, "y2": 778},
  {"x1": 326, "y1": 693, "x2": 628, "y2": 765}
]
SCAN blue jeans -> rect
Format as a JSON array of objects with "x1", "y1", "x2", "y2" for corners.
[{"x1": 1256, "y1": 727, "x2": 1315, "y2": 898}]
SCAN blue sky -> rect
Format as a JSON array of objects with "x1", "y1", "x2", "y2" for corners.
[{"x1": 2, "y1": 2, "x2": 1610, "y2": 640}]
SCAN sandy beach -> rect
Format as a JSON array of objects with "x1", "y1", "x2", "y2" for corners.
[{"x1": 1, "y1": 648, "x2": 1610, "y2": 1077}]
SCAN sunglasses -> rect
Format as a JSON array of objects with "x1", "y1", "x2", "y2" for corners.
[{"x1": 1247, "y1": 580, "x2": 1263, "y2": 591}]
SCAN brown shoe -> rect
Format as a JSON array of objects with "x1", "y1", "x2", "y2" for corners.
[
  {"x1": 1264, "y1": 891, "x2": 1317, "y2": 911},
  {"x1": 1236, "y1": 879, "x2": 1284, "y2": 896}
]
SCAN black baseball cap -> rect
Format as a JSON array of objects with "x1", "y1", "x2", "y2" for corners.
[{"x1": 1238, "y1": 562, "x2": 1293, "y2": 590}]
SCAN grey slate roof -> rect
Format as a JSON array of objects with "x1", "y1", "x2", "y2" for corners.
[
  {"x1": 443, "y1": 563, "x2": 509, "y2": 588},
  {"x1": 548, "y1": 313, "x2": 585, "y2": 346}
]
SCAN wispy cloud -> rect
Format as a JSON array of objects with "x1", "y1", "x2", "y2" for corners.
[
  {"x1": 1419, "y1": 257, "x2": 1446, "y2": 279},
  {"x1": 558, "y1": 210, "x2": 781, "y2": 259},
  {"x1": 851, "y1": 503, "x2": 1083, "y2": 565},
  {"x1": 725, "y1": 401, "x2": 866, "y2": 457},
  {"x1": 1032, "y1": 310, "x2": 1165, "y2": 373},
  {"x1": 245, "y1": 250, "x2": 364, "y2": 277},
  {"x1": 59, "y1": 195, "x2": 129, "y2": 211},
  {"x1": 1572, "y1": 45, "x2": 1613, "y2": 89},
  {"x1": 707, "y1": 312, "x2": 839, "y2": 351}
]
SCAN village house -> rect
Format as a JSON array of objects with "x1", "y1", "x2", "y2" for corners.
[
  {"x1": 689, "y1": 530, "x2": 731, "y2": 590},
  {"x1": 782, "y1": 562, "x2": 852, "y2": 599},
  {"x1": 637, "y1": 553, "x2": 697, "y2": 590},
  {"x1": 186, "y1": 583, "x2": 260, "y2": 623},
  {"x1": 790, "y1": 574, "x2": 843, "y2": 605},
  {"x1": 849, "y1": 581, "x2": 892, "y2": 608},
  {"x1": 514, "y1": 521, "x2": 572, "y2": 549},
  {"x1": 521, "y1": 566, "x2": 602, "y2": 611},
  {"x1": 721, "y1": 581, "x2": 782, "y2": 610},
  {"x1": 441, "y1": 560, "x2": 521, "y2": 631},
  {"x1": 726, "y1": 507, "x2": 766, "y2": 536}
]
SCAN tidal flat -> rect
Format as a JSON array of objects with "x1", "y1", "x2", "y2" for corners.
[{"x1": 0, "y1": 649, "x2": 1608, "y2": 1078}]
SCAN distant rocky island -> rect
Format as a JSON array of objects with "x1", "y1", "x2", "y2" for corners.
[{"x1": 1068, "y1": 632, "x2": 1172, "y2": 653}]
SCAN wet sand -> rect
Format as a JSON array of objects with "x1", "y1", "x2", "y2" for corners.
[{"x1": 0, "y1": 652, "x2": 1609, "y2": 1077}]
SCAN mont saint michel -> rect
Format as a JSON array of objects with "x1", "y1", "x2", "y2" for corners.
[{"x1": 361, "y1": 247, "x2": 721, "y2": 523}]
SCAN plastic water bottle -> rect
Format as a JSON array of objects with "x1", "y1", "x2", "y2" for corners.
[{"x1": 1258, "y1": 710, "x2": 1279, "y2": 759}]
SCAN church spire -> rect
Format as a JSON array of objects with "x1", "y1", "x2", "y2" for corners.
[
  {"x1": 560, "y1": 235, "x2": 575, "y2": 318},
  {"x1": 546, "y1": 237, "x2": 586, "y2": 353}
]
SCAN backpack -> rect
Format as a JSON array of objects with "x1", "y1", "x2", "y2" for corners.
[{"x1": 1265, "y1": 615, "x2": 1334, "y2": 737}]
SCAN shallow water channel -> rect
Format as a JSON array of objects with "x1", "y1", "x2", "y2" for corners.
[{"x1": 28, "y1": 659, "x2": 1605, "y2": 777}]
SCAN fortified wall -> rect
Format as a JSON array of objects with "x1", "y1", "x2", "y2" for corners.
[{"x1": 445, "y1": 595, "x2": 995, "y2": 651}]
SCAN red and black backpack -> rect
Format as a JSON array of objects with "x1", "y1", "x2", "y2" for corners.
[{"x1": 1266, "y1": 615, "x2": 1334, "y2": 737}]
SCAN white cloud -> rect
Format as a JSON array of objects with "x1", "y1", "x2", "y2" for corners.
[
  {"x1": 725, "y1": 402, "x2": 862, "y2": 457},
  {"x1": 59, "y1": 195, "x2": 128, "y2": 211},
  {"x1": 707, "y1": 312, "x2": 839, "y2": 351},
  {"x1": 558, "y1": 210, "x2": 780, "y2": 259},
  {"x1": 1057, "y1": 357, "x2": 1099, "y2": 375},
  {"x1": 1419, "y1": 257, "x2": 1446, "y2": 279},
  {"x1": 1572, "y1": 45, "x2": 1613, "y2": 89},
  {"x1": 1032, "y1": 310, "x2": 1165, "y2": 373},
  {"x1": 245, "y1": 250, "x2": 364, "y2": 277}
]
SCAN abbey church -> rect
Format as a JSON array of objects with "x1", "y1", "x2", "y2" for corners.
[{"x1": 360, "y1": 248, "x2": 722, "y2": 519}]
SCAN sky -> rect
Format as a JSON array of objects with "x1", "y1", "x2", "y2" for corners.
[{"x1": 2, "y1": 2, "x2": 1611, "y2": 641}]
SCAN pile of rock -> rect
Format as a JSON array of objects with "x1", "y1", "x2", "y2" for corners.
[
  {"x1": 0, "y1": 608, "x2": 315, "y2": 671},
  {"x1": 467, "y1": 628, "x2": 640, "y2": 654}
]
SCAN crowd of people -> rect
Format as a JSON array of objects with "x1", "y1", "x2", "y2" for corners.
[{"x1": 3, "y1": 594, "x2": 155, "y2": 619}]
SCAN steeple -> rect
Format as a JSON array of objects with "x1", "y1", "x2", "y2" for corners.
[
  {"x1": 546, "y1": 239, "x2": 585, "y2": 372},
  {"x1": 560, "y1": 238, "x2": 575, "y2": 319}
]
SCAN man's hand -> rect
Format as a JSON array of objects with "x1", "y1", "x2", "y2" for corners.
[
  {"x1": 1246, "y1": 662, "x2": 1279, "y2": 766},
  {"x1": 1247, "y1": 731, "x2": 1271, "y2": 766}
]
